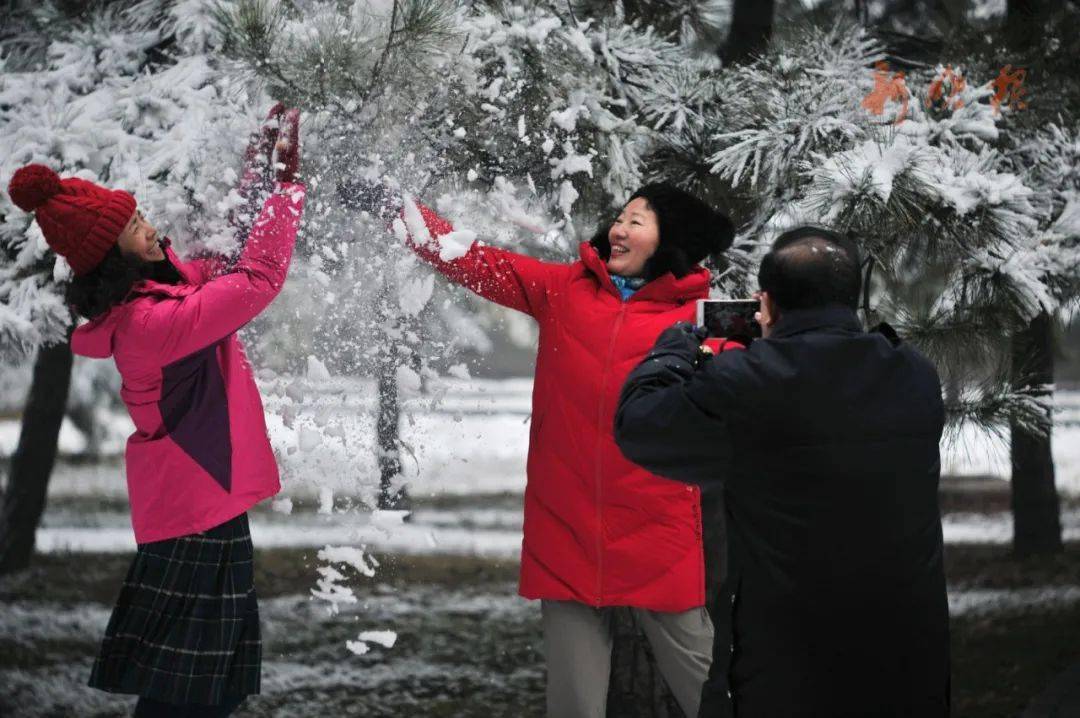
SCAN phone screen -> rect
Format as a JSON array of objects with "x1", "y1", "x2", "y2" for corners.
[{"x1": 697, "y1": 299, "x2": 762, "y2": 339}]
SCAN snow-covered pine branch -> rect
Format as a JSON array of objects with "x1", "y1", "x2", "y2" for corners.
[
  {"x1": 658, "y1": 22, "x2": 1073, "y2": 432},
  {"x1": 1, "y1": 0, "x2": 260, "y2": 363}
]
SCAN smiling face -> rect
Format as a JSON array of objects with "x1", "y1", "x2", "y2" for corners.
[
  {"x1": 116, "y1": 209, "x2": 164, "y2": 263},
  {"x1": 606, "y1": 197, "x2": 660, "y2": 278}
]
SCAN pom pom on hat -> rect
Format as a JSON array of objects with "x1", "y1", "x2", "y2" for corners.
[{"x1": 8, "y1": 164, "x2": 64, "y2": 212}]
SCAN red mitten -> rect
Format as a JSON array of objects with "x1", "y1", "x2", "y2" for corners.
[
  {"x1": 274, "y1": 108, "x2": 301, "y2": 184},
  {"x1": 238, "y1": 103, "x2": 284, "y2": 197}
]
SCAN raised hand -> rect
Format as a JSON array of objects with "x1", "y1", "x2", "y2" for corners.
[
  {"x1": 238, "y1": 103, "x2": 285, "y2": 200},
  {"x1": 273, "y1": 108, "x2": 301, "y2": 184}
]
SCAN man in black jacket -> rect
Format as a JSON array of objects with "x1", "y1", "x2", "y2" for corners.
[{"x1": 614, "y1": 227, "x2": 949, "y2": 717}]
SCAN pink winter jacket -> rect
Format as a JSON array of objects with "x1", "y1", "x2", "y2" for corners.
[{"x1": 71, "y1": 182, "x2": 305, "y2": 544}]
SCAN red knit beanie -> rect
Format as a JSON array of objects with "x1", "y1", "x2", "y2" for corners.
[{"x1": 7, "y1": 164, "x2": 136, "y2": 276}]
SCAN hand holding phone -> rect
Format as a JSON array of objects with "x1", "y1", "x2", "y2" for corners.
[{"x1": 696, "y1": 299, "x2": 762, "y2": 341}]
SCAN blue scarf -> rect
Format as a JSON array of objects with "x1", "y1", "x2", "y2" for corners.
[{"x1": 611, "y1": 274, "x2": 647, "y2": 301}]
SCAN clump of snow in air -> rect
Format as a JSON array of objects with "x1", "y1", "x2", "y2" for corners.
[
  {"x1": 398, "y1": 274, "x2": 435, "y2": 317},
  {"x1": 311, "y1": 565, "x2": 356, "y2": 615},
  {"x1": 558, "y1": 180, "x2": 579, "y2": 218},
  {"x1": 346, "y1": 639, "x2": 370, "y2": 656},
  {"x1": 318, "y1": 545, "x2": 378, "y2": 577},
  {"x1": 272, "y1": 496, "x2": 294, "y2": 515},
  {"x1": 401, "y1": 197, "x2": 431, "y2": 246},
  {"x1": 318, "y1": 487, "x2": 335, "y2": 515},
  {"x1": 298, "y1": 425, "x2": 322, "y2": 452},
  {"x1": 312, "y1": 545, "x2": 380, "y2": 615},
  {"x1": 447, "y1": 363, "x2": 471, "y2": 380},
  {"x1": 346, "y1": 630, "x2": 397, "y2": 656},
  {"x1": 435, "y1": 230, "x2": 476, "y2": 261},
  {"x1": 306, "y1": 355, "x2": 332, "y2": 381},
  {"x1": 549, "y1": 141, "x2": 595, "y2": 179},
  {"x1": 396, "y1": 365, "x2": 422, "y2": 395}
]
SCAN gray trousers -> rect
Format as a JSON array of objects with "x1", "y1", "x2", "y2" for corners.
[{"x1": 541, "y1": 600, "x2": 714, "y2": 718}]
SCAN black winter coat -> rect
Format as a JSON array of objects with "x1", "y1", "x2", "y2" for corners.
[{"x1": 615, "y1": 305, "x2": 950, "y2": 718}]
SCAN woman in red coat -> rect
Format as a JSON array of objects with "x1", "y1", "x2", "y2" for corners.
[{"x1": 350, "y1": 182, "x2": 733, "y2": 717}]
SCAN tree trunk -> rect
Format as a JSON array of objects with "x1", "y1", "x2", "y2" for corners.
[
  {"x1": 722, "y1": 0, "x2": 775, "y2": 64},
  {"x1": 0, "y1": 340, "x2": 74, "y2": 574},
  {"x1": 66, "y1": 401, "x2": 102, "y2": 460},
  {"x1": 1010, "y1": 311, "x2": 1063, "y2": 557},
  {"x1": 1006, "y1": 0, "x2": 1060, "y2": 48},
  {"x1": 376, "y1": 284, "x2": 409, "y2": 512}
]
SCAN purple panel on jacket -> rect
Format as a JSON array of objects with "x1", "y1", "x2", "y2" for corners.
[{"x1": 158, "y1": 343, "x2": 232, "y2": 492}]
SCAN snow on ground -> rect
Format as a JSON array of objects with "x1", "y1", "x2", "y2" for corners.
[
  {"x1": 949, "y1": 585, "x2": 1080, "y2": 618},
  {"x1": 0, "y1": 583, "x2": 542, "y2": 718},
  {"x1": 6, "y1": 379, "x2": 1080, "y2": 559},
  {"x1": 942, "y1": 510, "x2": 1080, "y2": 544},
  {"x1": 35, "y1": 505, "x2": 525, "y2": 556},
  {"x1": 4, "y1": 381, "x2": 1079, "y2": 499},
  {"x1": 30, "y1": 498, "x2": 1080, "y2": 555},
  {"x1": 3, "y1": 579, "x2": 1079, "y2": 717}
]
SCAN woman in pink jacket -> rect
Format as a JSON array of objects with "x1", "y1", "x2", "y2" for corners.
[{"x1": 5, "y1": 108, "x2": 304, "y2": 718}]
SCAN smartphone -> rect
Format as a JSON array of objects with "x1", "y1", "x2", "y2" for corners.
[{"x1": 697, "y1": 299, "x2": 762, "y2": 339}]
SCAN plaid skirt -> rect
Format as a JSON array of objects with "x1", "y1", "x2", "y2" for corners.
[{"x1": 89, "y1": 512, "x2": 261, "y2": 705}]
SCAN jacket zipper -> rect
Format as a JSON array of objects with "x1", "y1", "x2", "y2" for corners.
[{"x1": 595, "y1": 302, "x2": 627, "y2": 604}]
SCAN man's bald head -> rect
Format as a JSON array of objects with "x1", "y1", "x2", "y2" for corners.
[{"x1": 757, "y1": 226, "x2": 862, "y2": 312}]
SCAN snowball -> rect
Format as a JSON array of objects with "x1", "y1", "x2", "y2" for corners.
[
  {"x1": 447, "y1": 363, "x2": 471, "y2": 380},
  {"x1": 271, "y1": 497, "x2": 293, "y2": 515},
  {"x1": 467, "y1": 168, "x2": 478, "y2": 182},
  {"x1": 453, "y1": 127, "x2": 467, "y2": 138}
]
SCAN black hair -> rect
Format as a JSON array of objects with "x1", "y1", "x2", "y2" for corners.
[
  {"x1": 590, "y1": 183, "x2": 735, "y2": 282},
  {"x1": 757, "y1": 226, "x2": 862, "y2": 311},
  {"x1": 66, "y1": 245, "x2": 183, "y2": 320}
]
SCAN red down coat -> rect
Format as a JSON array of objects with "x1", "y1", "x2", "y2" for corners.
[{"x1": 409, "y1": 204, "x2": 709, "y2": 611}]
